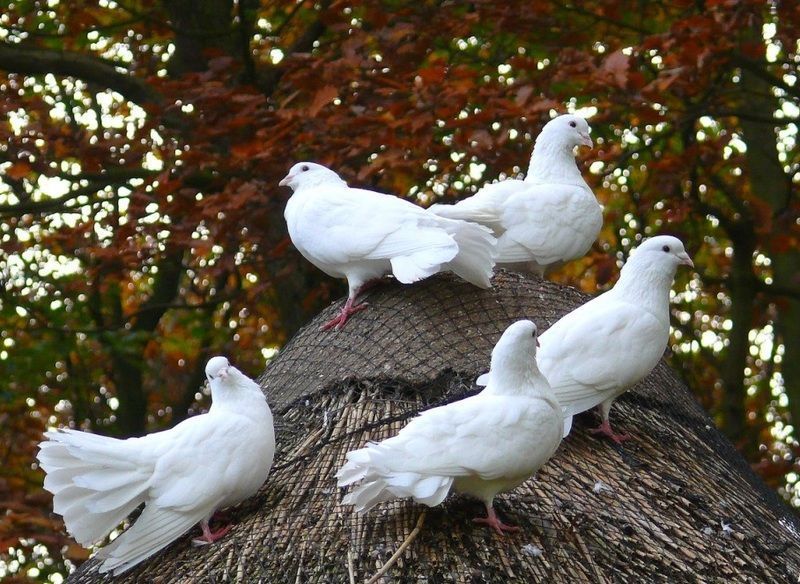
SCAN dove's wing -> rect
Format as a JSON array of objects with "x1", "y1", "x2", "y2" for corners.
[
  {"x1": 369, "y1": 393, "x2": 555, "y2": 480},
  {"x1": 496, "y1": 183, "x2": 602, "y2": 265},
  {"x1": 290, "y1": 184, "x2": 459, "y2": 270},
  {"x1": 538, "y1": 299, "x2": 668, "y2": 417},
  {"x1": 428, "y1": 179, "x2": 526, "y2": 234}
]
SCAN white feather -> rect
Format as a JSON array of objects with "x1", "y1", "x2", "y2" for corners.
[
  {"x1": 477, "y1": 236, "x2": 693, "y2": 437},
  {"x1": 337, "y1": 320, "x2": 563, "y2": 513},
  {"x1": 38, "y1": 357, "x2": 275, "y2": 575},
  {"x1": 282, "y1": 162, "x2": 497, "y2": 301},
  {"x1": 428, "y1": 114, "x2": 602, "y2": 274}
]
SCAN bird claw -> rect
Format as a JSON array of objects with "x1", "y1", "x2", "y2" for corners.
[
  {"x1": 588, "y1": 421, "x2": 631, "y2": 444},
  {"x1": 192, "y1": 523, "x2": 232, "y2": 546},
  {"x1": 472, "y1": 513, "x2": 521, "y2": 536},
  {"x1": 320, "y1": 301, "x2": 369, "y2": 331}
]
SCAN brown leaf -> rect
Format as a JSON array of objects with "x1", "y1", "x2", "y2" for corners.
[
  {"x1": 515, "y1": 85, "x2": 534, "y2": 107},
  {"x1": 308, "y1": 85, "x2": 339, "y2": 117},
  {"x1": 6, "y1": 161, "x2": 32, "y2": 180},
  {"x1": 602, "y1": 50, "x2": 630, "y2": 88}
]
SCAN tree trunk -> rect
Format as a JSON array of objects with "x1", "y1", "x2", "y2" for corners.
[
  {"x1": 69, "y1": 272, "x2": 800, "y2": 583},
  {"x1": 718, "y1": 221, "x2": 756, "y2": 445},
  {"x1": 737, "y1": 51, "x2": 800, "y2": 430}
]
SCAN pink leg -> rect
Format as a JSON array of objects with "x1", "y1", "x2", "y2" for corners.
[
  {"x1": 472, "y1": 504, "x2": 521, "y2": 536},
  {"x1": 192, "y1": 519, "x2": 233, "y2": 546},
  {"x1": 588, "y1": 419, "x2": 631, "y2": 444},
  {"x1": 320, "y1": 296, "x2": 369, "y2": 331},
  {"x1": 320, "y1": 279, "x2": 384, "y2": 331}
]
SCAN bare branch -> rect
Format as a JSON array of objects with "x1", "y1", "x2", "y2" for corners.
[{"x1": 0, "y1": 43, "x2": 162, "y2": 105}]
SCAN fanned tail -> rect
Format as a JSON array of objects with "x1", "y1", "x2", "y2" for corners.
[
  {"x1": 337, "y1": 447, "x2": 453, "y2": 513},
  {"x1": 37, "y1": 429, "x2": 151, "y2": 546}
]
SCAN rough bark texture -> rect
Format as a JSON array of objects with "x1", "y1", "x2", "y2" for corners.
[{"x1": 69, "y1": 272, "x2": 800, "y2": 583}]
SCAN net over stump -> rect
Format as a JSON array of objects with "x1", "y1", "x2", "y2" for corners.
[{"x1": 70, "y1": 271, "x2": 800, "y2": 583}]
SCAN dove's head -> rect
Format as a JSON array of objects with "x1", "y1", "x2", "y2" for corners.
[
  {"x1": 205, "y1": 356, "x2": 267, "y2": 406},
  {"x1": 491, "y1": 319, "x2": 540, "y2": 369},
  {"x1": 618, "y1": 235, "x2": 694, "y2": 294},
  {"x1": 485, "y1": 320, "x2": 552, "y2": 396},
  {"x1": 628, "y1": 235, "x2": 694, "y2": 271},
  {"x1": 205, "y1": 356, "x2": 232, "y2": 382},
  {"x1": 538, "y1": 114, "x2": 593, "y2": 149},
  {"x1": 279, "y1": 162, "x2": 346, "y2": 192}
]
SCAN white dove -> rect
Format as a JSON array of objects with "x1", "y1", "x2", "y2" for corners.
[
  {"x1": 429, "y1": 114, "x2": 602, "y2": 275},
  {"x1": 336, "y1": 320, "x2": 562, "y2": 534},
  {"x1": 281, "y1": 162, "x2": 496, "y2": 330},
  {"x1": 477, "y1": 235, "x2": 694, "y2": 443},
  {"x1": 37, "y1": 356, "x2": 275, "y2": 575}
]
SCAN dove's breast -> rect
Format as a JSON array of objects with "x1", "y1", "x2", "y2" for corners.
[{"x1": 453, "y1": 395, "x2": 562, "y2": 501}]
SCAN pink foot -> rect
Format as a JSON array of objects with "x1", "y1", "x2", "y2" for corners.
[
  {"x1": 320, "y1": 279, "x2": 385, "y2": 331},
  {"x1": 588, "y1": 420, "x2": 631, "y2": 444},
  {"x1": 320, "y1": 300, "x2": 368, "y2": 331},
  {"x1": 472, "y1": 506, "x2": 521, "y2": 536},
  {"x1": 192, "y1": 520, "x2": 232, "y2": 546}
]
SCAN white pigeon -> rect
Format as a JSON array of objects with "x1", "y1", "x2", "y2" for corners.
[
  {"x1": 336, "y1": 320, "x2": 562, "y2": 534},
  {"x1": 477, "y1": 235, "x2": 694, "y2": 443},
  {"x1": 37, "y1": 356, "x2": 275, "y2": 575},
  {"x1": 280, "y1": 162, "x2": 496, "y2": 330},
  {"x1": 429, "y1": 114, "x2": 602, "y2": 275}
]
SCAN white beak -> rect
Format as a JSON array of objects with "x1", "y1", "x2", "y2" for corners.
[
  {"x1": 579, "y1": 133, "x2": 593, "y2": 148},
  {"x1": 218, "y1": 366, "x2": 230, "y2": 380},
  {"x1": 678, "y1": 253, "x2": 694, "y2": 268},
  {"x1": 278, "y1": 174, "x2": 292, "y2": 187}
]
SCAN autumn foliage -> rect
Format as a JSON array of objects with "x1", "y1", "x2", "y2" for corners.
[{"x1": 1, "y1": 0, "x2": 798, "y2": 580}]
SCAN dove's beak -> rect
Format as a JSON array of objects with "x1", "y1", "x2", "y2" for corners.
[
  {"x1": 278, "y1": 173, "x2": 292, "y2": 188},
  {"x1": 579, "y1": 133, "x2": 593, "y2": 148},
  {"x1": 218, "y1": 366, "x2": 230, "y2": 380},
  {"x1": 536, "y1": 338, "x2": 541, "y2": 347},
  {"x1": 678, "y1": 253, "x2": 694, "y2": 268}
]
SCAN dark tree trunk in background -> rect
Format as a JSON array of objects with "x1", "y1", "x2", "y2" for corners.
[
  {"x1": 70, "y1": 273, "x2": 800, "y2": 583},
  {"x1": 738, "y1": 56, "x2": 800, "y2": 430}
]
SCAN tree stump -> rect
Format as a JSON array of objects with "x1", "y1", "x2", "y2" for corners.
[{"x1": 70, "y1": 272, "x2": 800, "y2": 583}]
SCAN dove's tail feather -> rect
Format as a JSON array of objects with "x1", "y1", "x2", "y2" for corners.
[
  {"x1": 37, "y1": 430, "x2": 152, "y2": 546},
  {"x1": 342, "y1": 474, "x2": 453, "y2": 513},
  {"x1": 96, "y1": 505, "x2": 207, "y2": 575},
  {"x1": 336, "y1": 449, "x2": 371, "y2": 486},
  {"x1": 384, "y1": 227, "x2": 459, "y2": 284},
  {"x1": 338, "y1": 447, "x2": 453, "y2": 512},
  {"x1": 440, "y1": 220, "x2": 496, "y2": 288}
]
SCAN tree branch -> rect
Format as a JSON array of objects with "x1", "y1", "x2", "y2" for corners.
[
  {"x1": 0, "y1": 43, "x2": 162, "y2": 105},
  {"x1": 730, "y1": 53, "x2": 800, "y2": 102}
]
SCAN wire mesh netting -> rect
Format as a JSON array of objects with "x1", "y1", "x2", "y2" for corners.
[{"x1": 71, "y1": 271, "x2": 800, "y2": 583}]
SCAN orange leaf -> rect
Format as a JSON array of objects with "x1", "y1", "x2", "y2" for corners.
[
  {"x1": 5, "y1": 161, "x2": 32, "y2": 180},
  {"x1": 308, "y1": 85, "x2": 338, "y2": 117}
]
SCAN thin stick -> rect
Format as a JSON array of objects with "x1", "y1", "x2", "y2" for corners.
[
  {"x1": 366, "y1": 510, "x2": 427, "y2": 584},
  {"x1": 347, "y1": 549, "x2": 356, "y2": 584}
]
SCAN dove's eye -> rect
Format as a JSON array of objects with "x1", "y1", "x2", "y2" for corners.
[
  {"x1": 662, "y1": 245, "x2": 670, "y2": 252},
  {"x1": 569, "y1": 121, "x2": 577, "y2": 128},
  {"x1": 301, "y1": 165, "x2": 309, "y2": 172}
]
